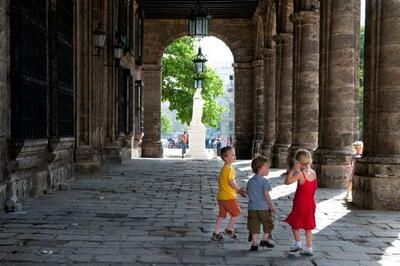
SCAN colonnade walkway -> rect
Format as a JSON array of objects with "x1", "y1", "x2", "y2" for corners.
[{"x1": 0, "y1": 159, "x2": 398, "y2": 265}]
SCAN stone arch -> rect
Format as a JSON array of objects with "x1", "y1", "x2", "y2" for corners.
[{"x1": 142, "y1": 18, "x2": 256, "y2": 158}]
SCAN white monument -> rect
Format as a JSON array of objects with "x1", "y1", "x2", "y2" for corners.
[{"x1": 188, "y1": 88, "x2": 209, "y2": 159}]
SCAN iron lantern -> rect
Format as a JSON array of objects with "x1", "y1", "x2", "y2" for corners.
[
  {"x1": 193, "y1": 47, "x2": 207, "y2": 74},
  {"x1": 194, "y1": 77, "x2": 203, "y2": 89},
  {"x1": 188, "y1": 0, "x2": 209, "y2": 38},
  {"x1": 93, "y1": 22, "x2": 107, "y2": 55}
]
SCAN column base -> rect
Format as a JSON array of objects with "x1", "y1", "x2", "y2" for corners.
[
  {"x1": 75, "y1": 146, "x2": 101, "y2": 175},
  {"x1": 141, "y1": 141, "x2": 163, "y2": 158},
  {"x1": 353, "y1": 175, "x2": 400, "y2": 210},
  {"x1": 272, "y1": 144, "x2": 289, "y2": 169},
  {"x1": 252, "y1": 140, "x2": 263, "y2": 158},
  {"x1": 352, "y1": 156, "x2": 400, "y2": 210},
  {"x1": 188, "y1": 124, "x2": 208, "y2": 159},
  {"x1": 101, "y1": 144, "x2": 122, "y2": 164},
  {"x1": 313, "y1": 149, "x2": 353, "y2": 188},
  {"x1": 260, "y1": 143, "x2": 273, "y2": 159},
  {"x1": 235, "y1": 139, "x2": 252, "y2": 159}
]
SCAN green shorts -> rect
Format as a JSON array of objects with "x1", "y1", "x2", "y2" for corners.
[{"x1": 247, "y1": 210, "x2": 274, "y2": 234}]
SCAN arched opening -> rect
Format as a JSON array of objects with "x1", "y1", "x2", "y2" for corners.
[{"x1": 160, "y1": 35, "x2": 235, "y2": 159}]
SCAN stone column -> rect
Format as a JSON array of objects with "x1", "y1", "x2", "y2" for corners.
[
  {"x1": 252, "y1": 59, "x2": 265, "y2": 156},
  {"x1": 314, "y1": 0, "x2": 360, "y2": 188},
  {"x1": 74, "y1": 0, "x2": 101, "y2": 173},
  {"x1": 272, "y1": 33, "x2": 293, "y2": 168},
  {"x1": 141, "y1": 64, "x2": 163, "y2": 158},
  {"x1": 288, "y1": 10, "x2": 320, "y2": 164},
  {"x1": 0, "y1": 0, "x2": 10, "y2": 207},
  {"x1": 234, "y1": 62, "x2": 254, "y2": 159},
  {"x1": 261, "y1": 48, "x2": 276, "y2": 159},
  {"x1": 353, "y1": 0, "x2": 400, "y2": 210}
]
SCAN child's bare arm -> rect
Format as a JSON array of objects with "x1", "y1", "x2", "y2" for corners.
[
  {"x1": 228, "y1": 179, "x2": 242, "y2": 191},
  {"x1": 264, "y1": 191, "x2": 275, "y2": 212},
  {"x1": 285, "y1": 163, "x2": 302, "y2": 185}
]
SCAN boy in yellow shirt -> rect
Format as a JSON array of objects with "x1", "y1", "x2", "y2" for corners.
[{"x1": 211, "y1": 146, "x2": 246, "y2": 241}]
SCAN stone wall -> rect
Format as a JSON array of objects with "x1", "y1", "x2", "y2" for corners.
[{"x1": 0, "y1": 0, "x2": 10, "y2": 208}]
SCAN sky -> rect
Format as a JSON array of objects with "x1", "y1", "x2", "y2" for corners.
[{"x1": 200, "y1": 0, "x2": 366, "y2": 64}]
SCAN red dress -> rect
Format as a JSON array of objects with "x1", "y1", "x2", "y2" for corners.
[{"x1": 284, "y1": 172, "x2": 318, "y2": 230}]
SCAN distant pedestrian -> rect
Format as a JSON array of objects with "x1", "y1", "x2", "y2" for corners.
[
  {"x1": 246, "y1": 155, "x2": 275, "y2": 251},
  {"x1": 284, "y1": 149, "x2": 317, "y2": 256},
  {"x1": 216, "y1": 135, "x2": 222, "y2": 156},
  {"x1": 181, "y1": 131, "x2": 188, "y2": 158},
  {"x1": 346, "y1": 141, "x2": 363, "y2": 201},
  {"x1": 211, "y1": 146, "x2": 246, "y2": 241}
]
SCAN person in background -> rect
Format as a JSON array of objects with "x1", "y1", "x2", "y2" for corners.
[{"x1": 181, "y1": 131, "x2": 188, "y2": 158}]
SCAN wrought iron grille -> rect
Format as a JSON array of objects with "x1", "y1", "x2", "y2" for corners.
[
  {"x1": 56, "y1": 0, "x2": 74, "y2": 136},
  {"x1": 10, "y1": 0, "x2": 48, "y2": 139},
  {"x1": 117, "y1": 68, "x2": 129, "y2": 134},
  {"x1": 128, "y1": 77, "x2": 134, "y2": 133},
  {"x1": 135, "y1": 80, "x2": 144, "y2": 134},
  {"x1": 135, "y1": 8, "x2": 144, "y2": 65}
]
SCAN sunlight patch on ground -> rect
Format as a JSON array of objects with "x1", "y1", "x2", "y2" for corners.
[{"x1": 314, "y1": 191, "x2": 349, "y2": 233}]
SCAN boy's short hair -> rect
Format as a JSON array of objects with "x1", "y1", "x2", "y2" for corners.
[
  {"x1": 251, "y1": 155, "x2": 270, "y2": 173},
  {"x1": 220, "y1": 146, "x2": 234, "y2": 160},
  {"x1": 294, "y1": 149, "x2": 312, "y2": 165}
]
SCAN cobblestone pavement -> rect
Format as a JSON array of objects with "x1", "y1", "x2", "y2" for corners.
[{"x1": 0, "y1": 159, "x2": 399, "y2": 265}]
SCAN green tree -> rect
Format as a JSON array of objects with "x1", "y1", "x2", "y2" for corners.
[
  {"x1": 161, "y1": 113, "x2": 173, "y2": 134},
  {"x1": 162, "y1": 37, "x2": 225, "y2": 128}
]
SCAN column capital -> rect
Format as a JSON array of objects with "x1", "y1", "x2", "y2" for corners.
[
  {"x1": 143, "y1": 64, "x2": 162, "y2": 72},
  {"x1": 264, "y1": 47, "x2": 276, "y2": 58},
  {"x1": 253, "y1": 58, "x2": 264, "y2": 67},
  {"x1": 233, "y1": 62, "x2": 253, "y2": 69},
  {"x1": 273, "y1": 33, "x2": 293, "y2": 44},
  {"x1": 290, "y1": 11, "x2": 319, "y2": 25}
]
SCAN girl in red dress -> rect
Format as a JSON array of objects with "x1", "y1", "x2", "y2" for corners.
[{"x1": 284, "y1": 149, "x2": 317, "y2": 256}]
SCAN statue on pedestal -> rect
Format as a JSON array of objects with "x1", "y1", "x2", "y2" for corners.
[{"x1": 191, "y1": 88, "x2": 205, "y2": 126}]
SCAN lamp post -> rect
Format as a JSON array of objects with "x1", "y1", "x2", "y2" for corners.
[
  {"x1": 188, "y1": 0, "x2": 209, "y2": 38},
  {"x1": 93, "y1": 22, "x2": 107, "y2": 55},
  {"x1": 194, "y1": 77, "x2": 203, "y2": 89},
  {"x1": 193, "y1": 47, "x2": 207, "y2": 74},
  {"x1": 113, "y1": 35, "x2": 124, "y2": 62}
]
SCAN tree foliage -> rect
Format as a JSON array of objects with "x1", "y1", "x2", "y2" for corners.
[
  {"x1": 161, "y1": 113, "x2": 173, "y2": 134},
  {"x1": 162, "y1": 37, "x2": 225, "y2": 128}
]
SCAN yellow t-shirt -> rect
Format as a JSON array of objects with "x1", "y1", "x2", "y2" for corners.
[{"x1": 217, "y1": 164, "x2": 237, "y2": 200}]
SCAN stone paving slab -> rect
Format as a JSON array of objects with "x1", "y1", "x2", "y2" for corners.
[{"x1": 0, "y1": 159, "x2": 399, "y2": 265}]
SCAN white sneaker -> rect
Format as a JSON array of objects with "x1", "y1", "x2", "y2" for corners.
[
  {"x1": 289, "y1": 242, "x2": 302, "y2": 252},
  {"x1": 300, "y1": 247, "x2": 313, "y2": 256}
]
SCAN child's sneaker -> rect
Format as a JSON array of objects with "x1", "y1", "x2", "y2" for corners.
[
  {"x1": 260, "y1": 240, "x2": 275, "y2": 248},
  {"x1": 249, "y1": 245, "x2": 258, "y2": 251},
  {"x1": 211, "y1": 232, "x2": 223, "y2": 241},
  {"x1": 300, "y1": 247, "x2": 313, "y2": 256},
  {"x1": 223, "y1": 229, "x2": 238, "y2": 240},
  {"x1": 289, "y1": 241, "x2": 302, "y2": 252}
]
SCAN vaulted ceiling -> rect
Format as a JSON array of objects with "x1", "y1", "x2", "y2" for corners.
[{"x1": 140, "y1": 0, "x2": 260, "y2": 19}]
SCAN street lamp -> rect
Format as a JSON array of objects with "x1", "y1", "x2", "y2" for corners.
[
  {"x1": 194, "y1": 77, "x2": 203, "y2": 89},
  {"x1": 113, "y1": 35, "x2": 124, "y2": 61},
  {"x1": 193, "y1": 47, "x2": 207, "y2": 74},
  {"x1": 93, "y1": 22, "x2": 107, "y2": 55},
  {"x1": 188, "y1": 0, "x2": 209, "y2": 38}
]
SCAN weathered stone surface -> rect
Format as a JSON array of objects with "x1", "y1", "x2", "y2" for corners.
[
  {"x1": 315, "y1": 0, "x2": 360, "y2": 188},
  {"x1": 353, "y1": 0, "x2": 400, "y2": 210}
]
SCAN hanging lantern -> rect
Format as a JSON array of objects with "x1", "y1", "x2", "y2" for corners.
[
  {"x1": 194, "y1": 77, "x2": 203, "y2": 89},
  {"x1": 93, "y1": 22, "x2": 107, "y2": 55},
  {"x1": 193, "y1": 47, "x2": 207, "y2": 74},
  {"x1": 188, "y1": 0, "x2": 209, "y2": 38},
  {"x1": 113, "y1": 36, "x2": 124, "y2": 61}
]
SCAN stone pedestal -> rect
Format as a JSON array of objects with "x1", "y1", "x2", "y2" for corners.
[
  {"x1": 75, "y1": 146, "x2": 101, "y2": 175},
  {"x1": 188, "y1": 125, "x2": 208, "y2": 159},
  {"x1": 273, "y1": 144, "x2": 290, "y2": 169}
]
